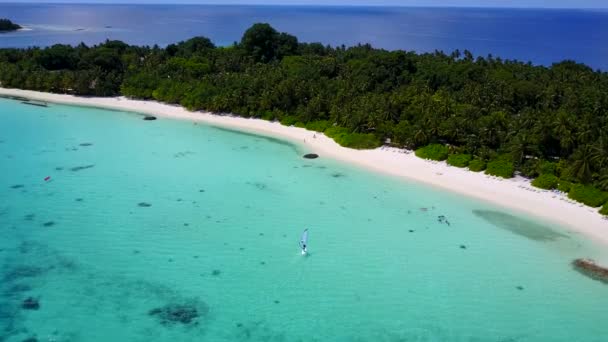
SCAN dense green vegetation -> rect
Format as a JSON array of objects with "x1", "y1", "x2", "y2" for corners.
[
  {"x1": 568, "y1": 184, "x2": 608, "y2": 207},
  {"x1": 1, "y1": 23, "x2": 608, "y2": 209},
  {"x1": 468, "y1": 159, "x2": 486, "y2": 172},
  {"x1": 415, "y1": 144, "x2": 449, "y2": 161},
  {"x1": 324, "y1": 126, "x2": 381, "y2": 149},
  {"x1": 537, "y1": 161, "x2": 557, "y2": 176},
  {"x1": 557, "y1": 180, "x2": 572, "y2": 193},
  {"x1": 485, "y1": 159, "x2": 514, "y2": 178},
  {"x1": 447, "y1": 153, "x2": 472, "y2": 168},
  {"x1": 531, "y1": 174, "x2": 559, "y2": 190},
  {"x1": 601, "y1": 203, "x2": 608, "y2": 216},
  {"x1": 0, "y1": 19, "x2": 20, "y2": 32}
]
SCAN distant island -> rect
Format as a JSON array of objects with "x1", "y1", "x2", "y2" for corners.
[
  {"x1": 0, "y1": 19, "x2": 21, "y2": 32},
  {"x1": 0, "y1": 23, "x2": 607, "y2": 216}
]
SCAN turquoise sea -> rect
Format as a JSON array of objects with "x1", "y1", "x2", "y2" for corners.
[{"x1": 1, "y1": 97, "x2": 608, "y2": 341}]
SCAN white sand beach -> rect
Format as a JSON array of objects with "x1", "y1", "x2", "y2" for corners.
[{"x1": 2, "y1": 87, "x2": 607, "y2": 245}]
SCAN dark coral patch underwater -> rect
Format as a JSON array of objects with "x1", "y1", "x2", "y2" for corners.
[
  {"x1": 3, "y1": 266, "x2": 47, "y2": 282},
  {"x1": 148, "y1": 300, "x2": 209, "y2": 327},
  {"x1": 21, "y1": 297, "x2": 40, "y2": 310},
  {"x1": 473, "y1": 210, "x2": 568, "y2": 242},
  {"x1": 69, "y1": 165, "x2": 95, "y2": 172}
]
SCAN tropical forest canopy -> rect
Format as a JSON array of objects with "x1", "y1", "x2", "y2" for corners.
[
  {"x1": 1, "y1": 23, "x2": 608, "y2": 211},
  {"x1": 0, "y1": 19, "x2": 21, "y2": 32}
]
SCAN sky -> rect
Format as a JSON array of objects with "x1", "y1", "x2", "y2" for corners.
[{"x1": 0, "y1": 0, "x2": 606, "y2": 8}]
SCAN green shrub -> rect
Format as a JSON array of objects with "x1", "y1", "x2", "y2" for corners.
[
  {"x1": 294, "y1": 122, "x2": 306, "y2": 128},
  {"x1": 336, "y1": 133, "x2": 381, "y2": 149},
  {"x1": 538, "y1": 161, "x2": 557, "y2": 175},
  {"x1": 557, "y1": 180, "x2": 572, "y2": 193},
  {"x1": 531, "y1": 174, "x2": 559, "y2": 190},
  {"x1": 468, "y1": 159, "x2": 486, "y2": 172},
  {"x1": 568, "y1": 184, "x2": 608, "y2": 207},
  {"x1": 485, "y1": 160, "x2": 514, "y2": 178},
  {"x1": 556, "y1": 160, "x2": 570, "y2": 179},
  {"x1": 279, "y1": 115, "x2": 298, "y2": 126},
  {"x1": 600, "y1": 203, "x2": 608, "y2": 216},
  {"x1": 305, "y1": 120, "x2": 331, "y2": 132},
  {"x1": 324, "y1": 126, "x2": 350, "y2": 138},
  {"x1": 447, "y1": 154, "x2": 472, "y2": 168},
  {"x1": 260, "y1": 111, "x2": 275, "y2": 121},
  {"x1": 415, "y1": 144, "x2": 449, "y2": 161},
  {"x1": 324, "y1": 127, "x2": 381, "y2": 149},
  {"x1": 520, "y1": 159, "x2": 540, "y2": 178}
]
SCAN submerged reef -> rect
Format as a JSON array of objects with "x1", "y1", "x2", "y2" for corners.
[
  {"x1": 0, "y1": 240, "x2": 210, "y2": 338},
  {"x1": 3, "y1": 266, "x2": 46, "y2": 282},
  {"x1": 138, "y1": 202, "x2": 152, "y2": 207},
  {"x1": 303, "y1": 153, "x2": 319, "y2": 159},
  {"x1": 232, "y1": 320, "x2": 289, "y2": 341},
  {"x1": 21, "y1": 297, "x2": 40, "y2": 310},
  {"x1": 572, "y1": 259, "x2": 608, "y2": 284},
  {"x1": 437, "y1": 215, "x2": 451, "y2": 226},
  {"x1": 173, "y1": 151, "x2": 195, "y2": 158},
  {"x1": 148, "y1": 300, "x2": 208, "y2": 326},
  {"x1": 143, "y1": 116, "x2": 157, "y2": 121},
  {"x1": 69, "y1": 165, "x2": 95, "y2": 172},
  {"x1": 473, "y1": 210, "x2": 568, "y2": 242},
  {"x1": 7, "y1": 284, "x2": 32, "y2": 294},
  {"x1": 246, "y1": 181, "x2": 267, "y2": 190}
]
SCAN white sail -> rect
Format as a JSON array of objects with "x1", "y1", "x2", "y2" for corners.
[{"x1": 300, "y1": 229, "x2": 309, "y2": 245}]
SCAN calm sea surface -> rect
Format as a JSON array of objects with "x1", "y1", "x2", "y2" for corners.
[
  {"x1": 1, "y1": 97, "x2": 608, "y2": 341},
  {"x1": 0, "y1": 4, "x2": 607, "y2": 69}
]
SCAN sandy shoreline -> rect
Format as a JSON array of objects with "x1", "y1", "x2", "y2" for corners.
[{"x1": 2, "y1": 87, "x2": 607, "y2": 245}]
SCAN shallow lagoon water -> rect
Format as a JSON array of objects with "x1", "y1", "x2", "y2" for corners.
[{"x1": 1, "y1": 97, "x2": 608, "y2": 341}]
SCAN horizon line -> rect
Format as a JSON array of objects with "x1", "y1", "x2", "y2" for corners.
[{"x1": 0, "y1": 2, "x2": 607, "y2": 10}]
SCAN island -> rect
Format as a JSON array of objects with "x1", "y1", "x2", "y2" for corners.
[
  {"x1": 0, "y1": 19, "x2": 21, "y2": 32},
  {"x1": 0, "y1": 23, "x2": 607, "y2": 220}
]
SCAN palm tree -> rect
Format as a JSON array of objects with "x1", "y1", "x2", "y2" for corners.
[
  {"x1": 413, "y1": 127, "x2": 428, "y2": 146},
  {"x1": 591, "y1": 133, "x2": 608, "y2": 170},
  {"x1": 509, "y1": 133, "x2": 539, "y2": 166},
  {"x1": 576, "y1": 123, "x2": 594, "y2": 146},
  {"x1": 552, "y1": 110, "x2": 574, "y2": 153},
  {"x1": 569, "y1": 145, "x2": 594, "y2": 183},
  {"x1": 597, "y1": 171, "x2": 608, "y2": 191}
]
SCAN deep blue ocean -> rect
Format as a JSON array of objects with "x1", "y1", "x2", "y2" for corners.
[{"x1": 0, "y1": 4, "x2": 607, "y2": 70}]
